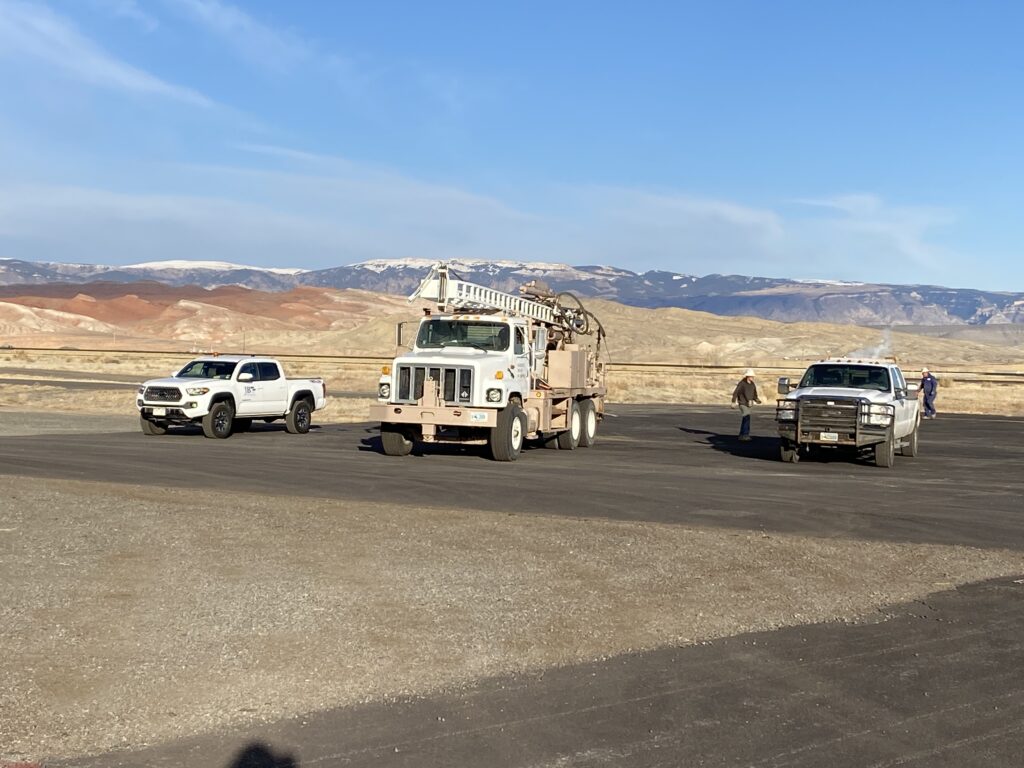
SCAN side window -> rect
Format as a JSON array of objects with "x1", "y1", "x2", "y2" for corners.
[
  {"x1": 239, "y1": 362, "x2": 259, "y2": 380},
  {"x1": 514, "y1": 327, "x2": 526, "y2": 355},
  {"x1": 892, "y1": 367, "x2": 906, "y2": 392},
  {"x1": 258, "y1": 362, "x2": 280, "y2": 381}
]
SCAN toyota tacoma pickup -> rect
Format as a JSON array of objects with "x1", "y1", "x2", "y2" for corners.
[
  {"x1": 775, "y1": 358, "x2": 920, "y2": 468},
  {"x1": 137, "y1": 355, "x2": 327, "y2": 438}
]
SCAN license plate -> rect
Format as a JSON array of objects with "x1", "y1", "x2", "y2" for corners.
[
  {"x1": 152, "y1": 407, "x2": 167, "y2": 416},
  {"x1": 470, "y1": 412, "x2": 488, "y2": 422},
  {"x1": 819, "y1": 431, "x2": 838, "y2": 442}
]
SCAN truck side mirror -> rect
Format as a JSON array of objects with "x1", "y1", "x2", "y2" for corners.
[
  {"x1": 238, "y1": 372, "x2": 254, "y2": 382},
  {"x1": 396, "y1": 321, "x2": 414, "y2": 349},
  {"x1": 777, "y1": 377, "x2": 791, "y2": 395}
]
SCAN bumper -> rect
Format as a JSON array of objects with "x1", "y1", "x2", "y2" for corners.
[
  {"x1": 778, "y1": 422, "x2": 890, "y2": 447},
  {"x1": 138, "y1": 402, "x2": 206, "y2": 422},
  {"x1": 369, "y1": 403, "x2": 497, "y2": 429}
]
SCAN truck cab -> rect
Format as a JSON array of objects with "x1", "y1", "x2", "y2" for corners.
[
  {"x1": 381, "y1": 314, "x2": 534, "y2": 412},
  {"x1": 775, "y1": 358, "x2": 921, "y2": 468}
]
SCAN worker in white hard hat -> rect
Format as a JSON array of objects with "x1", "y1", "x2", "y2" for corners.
[{"x1": 730, "y1": 368, "x2": 761, "y2": 441}]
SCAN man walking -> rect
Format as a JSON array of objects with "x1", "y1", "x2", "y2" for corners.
[
  {"x1": 920, "y1": 367, "x2": 939, "y2": 418},
  {"x1": 731, "y1": 368, "x2": 761, "y2": 441}
]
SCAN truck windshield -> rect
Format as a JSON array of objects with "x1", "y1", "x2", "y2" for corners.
[
  {"x1": 176, "y1": 360, "x2": 238, "y2": 379},
  {"x1": 800, "y1": 364, "x2": 891, "y2": 392},
  {"x1": 416, "y1": 320, "x2": 510, "y2": 351}
]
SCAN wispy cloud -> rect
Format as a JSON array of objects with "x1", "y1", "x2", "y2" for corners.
[
  {"x1": 0, "y1": 138, "x2": 964, "y2": 285},
  {"x1": 231, "y1": 142, "x2": 350, "y2": 167},
  {"x1": 166, "y1": 0, "x2": 312, "y2": 72},
  {"x1": 166, "y1": 0, "x2": 476, "y2": 111},
  {"x1": 0, "y1": 0, "x2": 211, "y2": 106},
  {"x1": 87, "y1": 0, "x2": 159, "y2": 32},
  {"x1": 793, "y1": 194, "x2": 956, "y2": 267}
]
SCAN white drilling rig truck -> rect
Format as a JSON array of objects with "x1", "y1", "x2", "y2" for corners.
[{"x1": 369, "y1": 263, "x2": 608, "y2": 461}]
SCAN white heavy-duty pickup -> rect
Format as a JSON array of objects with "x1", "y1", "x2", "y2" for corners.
[
  {"x1": 775, "y1": 358, "x2": 921, "y2": 468},
  {"x1": 136, "y1": 355, "x2": 327, "y2": 438}
]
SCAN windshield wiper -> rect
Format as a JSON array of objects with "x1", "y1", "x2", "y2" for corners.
[{"x1": 440, "y1": 341, "x2": 488, "y2": 351}]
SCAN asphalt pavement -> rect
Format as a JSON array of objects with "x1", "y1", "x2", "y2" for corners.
[
  {"x1": 4, "y1": 405, "x2": 1024, "y2": 767},
  {"x1": 1, "y1": 405, "x2": 1022, "y2": 550}
]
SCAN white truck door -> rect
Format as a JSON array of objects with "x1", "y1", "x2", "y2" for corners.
[
  {"x1": 236, "y1": 361, "x2": 261, "y2": 415},
  {"x1": 890, "y1": 367, "x2": 913, "y2": 436},
  {"x1": 257, "y1": 361, "x2": 289, "y2": 414},
  {"x1": 513, "y1": 325, "x2": 531, "y2": 389}
]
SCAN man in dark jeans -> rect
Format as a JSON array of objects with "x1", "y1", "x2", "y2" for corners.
[
  {"x1": 731, "y1": 368, "x2": 761, "y2": 441},
  {"x1": 920, "y1": 367, "x2": 939, "y2": 418}
]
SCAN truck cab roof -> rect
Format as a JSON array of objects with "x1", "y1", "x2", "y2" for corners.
[{"x1": 188, "y1": 354, "x2": 271, "y2": 363}]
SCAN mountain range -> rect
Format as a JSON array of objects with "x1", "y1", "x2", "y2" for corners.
[{"x1": 2, "y1": 257, "x2": 1023, "y2": 327}]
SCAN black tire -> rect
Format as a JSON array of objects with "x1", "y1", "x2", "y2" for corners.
[
  {"x1": 780, "y1": 441, "x2": 799, "y2": 463},
  {"x1": 381, "y1": 423, "x2": 413, "y2": 456},
  {"x1": 139, "y1": 416, "x2": 167, "y2": 436},
  {"x1": 556, "y1": 399, "x2": 581, "y2": 450},
  {"x1": 202, "y1": 401, "x2": 234, "y2": 439},
  {"x1": 286, "y1": 399, "x2": 312, "y2": 434},
  {"x1": 874, "y1": 437, "x2": 895, "y2": 468},
  {"x1": 578, "y1": 398, "x2": 598, "y2": 448},
  {"x1": 489, "y1": 402, "x2": 527, "y2": 462},
  {"x1": 233, "y1": 418, "x2": 253, "y2": 434},
  {"x1": 901, "y1": 426, "x2": 919, "y2": 457}
]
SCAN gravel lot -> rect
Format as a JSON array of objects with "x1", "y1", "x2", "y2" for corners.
[{"x1": 3, "y1": 461, "x2": 1024, "y2": 762}]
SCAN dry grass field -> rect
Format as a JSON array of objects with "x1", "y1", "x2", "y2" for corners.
[{"x1": 1, "y1": 284, "x2": 1023, "y2": 417}]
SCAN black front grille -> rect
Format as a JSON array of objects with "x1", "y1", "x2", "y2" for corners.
[
  {"x1": 396, "y1": 365, "x2": 472, "y2": 404},
  {"x1": 798, "y1": 398, "x2": 860, "y2": 431},
  {"x1": 144, "y1": 386, "x2": 182, "y2": 402}
]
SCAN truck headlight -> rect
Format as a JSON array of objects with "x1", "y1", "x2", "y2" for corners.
[
  {"x1": 186, "y1": 387, "x2": 210, "y2": 396},
  {"x1": 486, "y1": 388, "x2": 503, "y2": 403},
  {"x1": 860, "y1": 403, "x2": 894, "y2": 426},
  {"x1": 775, "y1": 400, "x2": 797, "y2": 421},
  {"x1": 137, "y1": 386, "x2": 144, "y2": 395},
  {"x1": 378, "y1": 383, "x2": 391, "y2": 399}
]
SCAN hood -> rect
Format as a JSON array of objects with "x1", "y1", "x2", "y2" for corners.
[
  {"x1": 788, "y1": 387, "x2": 892, "y2": 403},
  {"x1": 144, "y1": 376, "x2": 220, "y2": 388},
  {"x1": 395, "y1": 348, "x2": 493, "y2": 365}
]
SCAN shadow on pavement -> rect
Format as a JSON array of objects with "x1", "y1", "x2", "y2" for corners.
[
  {"x1": 678, "y1": 426, "x2": 780, "y2": 462},
  {"x1": 226, "y1": 742, "x2": 297, "y2": 768},
  {"x1": 358, "y1": 431, "x2": 493, "y2": 461}
]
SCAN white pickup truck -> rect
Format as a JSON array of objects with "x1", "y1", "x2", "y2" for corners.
[
  {"x1": 775, "y1": 358, "x2": 921, "y2": 468},
  {"x1": 137, "y1": 355, "x2": 327, "y2": 438}
]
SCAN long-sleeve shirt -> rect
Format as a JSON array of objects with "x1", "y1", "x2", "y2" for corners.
[
  {"x1": 732, "y1": 379, "x2": 760, "y2": 406},
  {"x1": 921, "y1": 374, "x2": 938, "y2": 397}
]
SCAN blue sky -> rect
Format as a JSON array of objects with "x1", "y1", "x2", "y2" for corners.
[{"x1": 0, "y1": 1, "x2": 1022, "y2": 290}]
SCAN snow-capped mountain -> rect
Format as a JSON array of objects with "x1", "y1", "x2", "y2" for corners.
[
  {"x1": 2, "y1": 256, "x2": 1023, "y2": 326},
  {"x1": 123, "y1": 260, "x2": 307, "y2": 276},
  {"x1": 0, "y1": 258, "x2": 301, "y2": 291}
]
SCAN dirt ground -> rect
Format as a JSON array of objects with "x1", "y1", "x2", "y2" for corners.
[{"x1": 3, "y1": 462, "x2": 1024, "y2": 762}]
